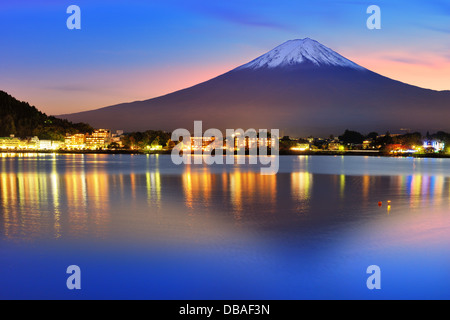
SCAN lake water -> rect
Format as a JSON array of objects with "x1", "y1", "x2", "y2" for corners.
[{"x1": 0, "y1": 153, "x2": 449, "y2": 299}]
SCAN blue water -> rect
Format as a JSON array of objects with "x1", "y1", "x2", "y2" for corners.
[{"x1": 0, "y1": 154, "x2": 449, "y2": 299}]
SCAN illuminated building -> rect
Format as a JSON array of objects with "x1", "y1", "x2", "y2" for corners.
[
  {"x1": 65, "y1": 134, "x2": 86, "y2": 150},
  {"x1": 85, "y1": 129, "x2": 111, "y2": 150},
  {"x1": 38, "y1": 140, "x2": 53, "y2": 150},
  {"x1": 291, "y1": 143, "x2": 311, "y2": 151},
  {"x1": 0, "y1": 136, "x2": 21, "y2": 150},
  {"x1": 423, "y1": 140, "x2": 445, "y2": 152},
  {"x1": 233, "y1": 132, "x2": 275, "y2": 150},
  {"x1": 327, "y1": 142, "x2": 342, "y2": 151},
  {"x1": 37, "y1": 140, "x2": 62, "y2": 150},
  {"x1": 387, "y1": 144, "x2": 418, "y2": 154},
  {"x1": 110, "y1": 130, "x2": 124, "y2": 147},
  {"x1": 362, "y1": 140, "x2": 372, "y2": 149},
  {"x1": 0, "y1": 136, "x2": 62, "y2": 151},
  {"x1": 190, "y1": 137, "x2": 217, "y2": 151},
  {"x1": 24, "y1": 136, "x2": 39, "y2": 150}
]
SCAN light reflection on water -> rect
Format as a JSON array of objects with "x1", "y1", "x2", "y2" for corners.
[{"x1": 0, "y1": 154, "x2": 449, "y2": 299}]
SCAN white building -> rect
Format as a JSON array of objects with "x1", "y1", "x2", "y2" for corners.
[{"x1": 423, "y1": 140, "x2": 445, "y2": 152}]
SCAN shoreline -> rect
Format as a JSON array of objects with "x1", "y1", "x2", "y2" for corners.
[{"x1": 1, "y1": 149, "x2": 450, "y2": 159}]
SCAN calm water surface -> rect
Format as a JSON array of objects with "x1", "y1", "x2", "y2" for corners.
[{"x1": 0, "y1": 154, "x2": 449, "y2": 299}]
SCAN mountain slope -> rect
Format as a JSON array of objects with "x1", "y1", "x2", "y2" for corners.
[
  {"x1": 58, "y1": 39, "x2": 450, "y2": 136},
  {"x1": 0, "y1": 91, "x2": 93, "y2": 139}
]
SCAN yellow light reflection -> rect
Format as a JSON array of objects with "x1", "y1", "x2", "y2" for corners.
[
  {"x1": 0, "y1": 155, "x2": 111, "y2": 240},
  {"x1": 146, "y1": 171, "x2": 161, "y2": 208},
  {"x1": 291, "y1": 172, "x2": 312, "y2": 213},
  {"x1": 182, "y1": 169, "x2": 277, "y2": 222},
  {"x1": 340, "y1": 174, "x2": 346, "y2": 199}
]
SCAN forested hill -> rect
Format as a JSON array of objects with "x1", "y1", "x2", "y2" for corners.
[{"x1": 0, "y1": 91, "x2": 93, "y2": 140}]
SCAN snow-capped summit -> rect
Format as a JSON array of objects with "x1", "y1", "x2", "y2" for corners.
[{"x1": 237, "y1": 38, "x2": 365, "y2": 70}]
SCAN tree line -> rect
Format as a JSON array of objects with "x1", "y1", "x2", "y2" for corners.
[
  {"x1": 339, "y1": 129, "x2": 450, "y2": 148},
  {"x1": 0, "y1": 91, "x2": 93, "y2": 140}
]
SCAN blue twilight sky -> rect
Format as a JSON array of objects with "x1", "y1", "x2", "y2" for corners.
[{"x1": 0, "y1": 0, "x2": 449, "y2": 114}]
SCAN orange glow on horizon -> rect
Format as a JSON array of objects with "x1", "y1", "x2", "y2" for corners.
[{"x1": 349, "y1": 50, "x2": 450, "y2": 91}]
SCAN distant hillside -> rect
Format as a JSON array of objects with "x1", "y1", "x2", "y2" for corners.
[{"x1": 0, "y1": 91, "x2": 93, "y2": 140}]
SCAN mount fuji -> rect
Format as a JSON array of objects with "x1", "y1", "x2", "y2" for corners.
[
  {"x1": 236, "y1": 38, "x2": 365, "y2": 70},
  {"x1": 58, "y1": 38, "x2": 450, "y2": 136}
]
